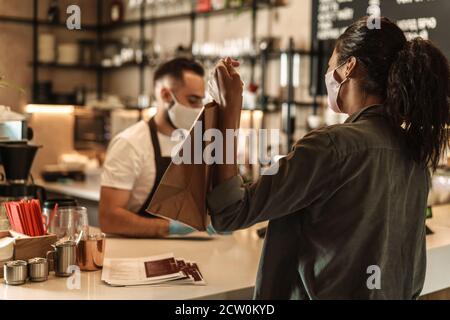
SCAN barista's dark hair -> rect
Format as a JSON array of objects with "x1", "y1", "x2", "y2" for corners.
[
  {"x1": 153, "y1": 57, "x2": 204, "y2": 85},
  {"x1": 335, "y1": 16, "x2": 450, "y2": 171}
]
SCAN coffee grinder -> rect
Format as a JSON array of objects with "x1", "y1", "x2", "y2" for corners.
[{"x1": 0, "y1": 105, "x2": 47, "y2": 229}]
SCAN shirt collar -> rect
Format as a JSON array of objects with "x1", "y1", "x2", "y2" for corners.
[{"x1": 344, "y1": 104, "x2": 385, "y2": 124}]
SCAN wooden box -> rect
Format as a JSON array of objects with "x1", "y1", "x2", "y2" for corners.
[{"x1": 0, "y1": 230, "x2": 57, "y2": 278}]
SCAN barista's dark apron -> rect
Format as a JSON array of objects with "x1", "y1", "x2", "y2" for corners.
[{"x1": 136, "y1": 117, "x2": 172, "y2": 217}]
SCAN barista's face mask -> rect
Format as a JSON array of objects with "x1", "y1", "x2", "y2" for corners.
[
  {"x1": 325, "y1": 60, "x2": 350, "y2": 113},
  {"x1": 167, "y1": 91, "x2": 202, "y2": 130}
]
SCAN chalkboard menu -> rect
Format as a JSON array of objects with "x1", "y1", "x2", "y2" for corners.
[
  {"x1": 309, "y1": 0, "x2": 450, "y2": 96},
  {"x1": 312, "y1": 0, "x2": 450, "y2": 59}
]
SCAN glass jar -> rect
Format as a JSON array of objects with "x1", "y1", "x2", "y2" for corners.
[{"x1": 46, "y1": 205, "x2": 89, "y2": 241}]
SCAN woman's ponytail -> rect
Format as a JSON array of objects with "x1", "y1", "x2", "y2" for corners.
[
  {"x1": 336, "y1": 17, "x2": 449, "y2": 171},
  {"x1": 386, "y1": 38, "x2": 449, "y2": 171}
]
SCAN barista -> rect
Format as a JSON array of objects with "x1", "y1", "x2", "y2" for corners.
[{"x1": 99, "y1": 58, "x2": 206, "y2": 238}]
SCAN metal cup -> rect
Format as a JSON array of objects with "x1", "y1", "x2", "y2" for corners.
[
  {"x1": 4, "y1": 260, "x2": 28, "y2": 285},
  {"x1": 46, "y1": 240, "x2": 77, "y2": 277},
  {"x1": 76, "y1": 233, "x2": 106, "y2": 271},
  {"x1": 28, "y1": 258, "x2": 49, "y2": 282}
]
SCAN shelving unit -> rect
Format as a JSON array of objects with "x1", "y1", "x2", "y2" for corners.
[
  {"x1": 0, "y1": 0, "x2": 324, "y2": 150},
  {"x1": 0, "y1": 15, "x2": 98, "y2": 30}
]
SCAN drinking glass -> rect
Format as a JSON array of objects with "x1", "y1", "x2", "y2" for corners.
[{"x1": 48, "y1": 206, "x2": 89, "y2": 240}]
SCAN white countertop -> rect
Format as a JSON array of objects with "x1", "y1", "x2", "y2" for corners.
[
  {"x1": 1, "y1": 207, "x2": 449, "y2": 300},
  {"x1": 36, "y1": 178, "x2": 101, "y2": 202},
  {"x1": 422, "y1": 205, "x2": 450, "y2": 295},
  {"x1": 0, "y1": 225, "x2": 265, "y2": 300}
]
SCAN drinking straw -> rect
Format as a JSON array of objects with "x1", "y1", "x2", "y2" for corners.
[
  {"x1": 4, "y1": 203, "x2": 16, "y2": 231},
  {"x1": 45, "y1": 203, "x2": 58, "y2": 234},
  {"x1": 33, "y1": 200, "x2": 45, "y2": 236},
  {"x1": 24, "y1": 200, "x2": 38, "y2": 236}
]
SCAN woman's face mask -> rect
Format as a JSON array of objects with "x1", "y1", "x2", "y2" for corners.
[
  {"x1": 167, "y1": 91, "x2": 202, "y2": 130},
  {"x1": 325, "y1": 60, "x2": 349, "y2": 113}
]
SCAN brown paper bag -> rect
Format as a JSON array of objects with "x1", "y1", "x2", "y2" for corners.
[{"x1": 146, "y1": 102, "x2": 219, "y2": 231}]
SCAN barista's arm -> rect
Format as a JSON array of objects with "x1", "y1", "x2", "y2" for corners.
[
  {"x1": 99, "y1": 136, "x2": 169, "y2": 238},
  {"x1": 99, "y1": 186, "x2": 169, "y2": 238}
]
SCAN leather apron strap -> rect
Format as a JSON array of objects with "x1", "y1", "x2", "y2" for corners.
[{"x1": 136, "y1": 117, "x2": 172, "y2": 217}]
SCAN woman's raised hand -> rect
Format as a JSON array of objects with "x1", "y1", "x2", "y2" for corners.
[{"x1": 215, "y1": 57, "x2": 244, "y2": 129}]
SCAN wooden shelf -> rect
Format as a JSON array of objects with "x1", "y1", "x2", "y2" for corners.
[
  {"x1": 101, "y1": 2, "x2": 282, "y2": 31},
  {"x1": 32, "y1": 61, "x2": 154, "y2": 71},
  {"x1": 34, "y1": 62, "x2": 99, "y2": 70},
  {"x1": 0, "y1": 15, "x2": 97, "y2": 31},
  {"x1": 265, "y1": 96, "x2": 318, "y2": 108},
  {"x1": 193, "y1": 49, "x2": 317, "y2": 63},
  {"x1": 1, "y1": 2, "x2": 281, "y2": 31}
]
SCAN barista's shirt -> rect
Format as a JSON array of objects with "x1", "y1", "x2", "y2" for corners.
[
  {"x1": 101, "y1": 120, "x2": 178, "y2": 213},
  {"x1": 207, "y1": 105, "x2": 430, "y2": 300}
]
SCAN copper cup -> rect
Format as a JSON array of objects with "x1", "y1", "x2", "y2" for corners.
[{"x1": 76, "y1": 233, "x2": 106, "y2": 271}]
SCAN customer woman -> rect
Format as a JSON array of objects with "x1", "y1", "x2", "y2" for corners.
[{"x1": 208, "y1": 17, "x2": 450, "y2": 299}]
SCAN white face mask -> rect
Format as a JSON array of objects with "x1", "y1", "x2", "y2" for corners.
[
  {"x1": 167, "y1": 92, "x2": 202, "y2": 130},
  {"x1": 325, "y1": 61, "x2": 349, "y2": 113}
]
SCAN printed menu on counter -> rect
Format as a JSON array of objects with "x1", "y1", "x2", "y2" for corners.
[{"x1": 101, "y1": 253, "x2": 206, "y2": 286}]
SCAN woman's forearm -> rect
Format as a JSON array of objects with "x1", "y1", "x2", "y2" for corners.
[
  {"x1": 213, "y1": 106, "x2": 241, "y2": 187},
  {"x1": 212, "y1": 57, "x2": 244, "y2": 187}
]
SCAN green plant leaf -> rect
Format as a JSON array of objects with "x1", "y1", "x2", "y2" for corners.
[{"x1": 0, "y1": 75, "x2": 25, "y2": 95}]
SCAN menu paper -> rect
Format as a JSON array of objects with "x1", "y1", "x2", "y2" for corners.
[{"x1": 101, "y1": 253, "x2": 206, "y2": 286}]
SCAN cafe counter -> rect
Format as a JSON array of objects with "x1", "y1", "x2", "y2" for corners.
[
  {"x1": 0, "y1": 225, "x2": 265, "y2": 300},
  {"x1": 1, "y1": 207, "x2": 450, "y2": 300}
]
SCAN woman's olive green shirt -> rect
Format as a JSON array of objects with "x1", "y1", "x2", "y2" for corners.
[{"x1": 207, "y1": 105, "x2": 429, "y2": 300}]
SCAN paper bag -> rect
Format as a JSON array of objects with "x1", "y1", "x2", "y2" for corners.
[{"x1": 146, "y1": 102, "x2": 219, "y2": 231}]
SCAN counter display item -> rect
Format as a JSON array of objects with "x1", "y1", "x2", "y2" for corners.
[
  {"x1": 3, "y1": 260, "x2": 28, "y2": 285},
  {"x1": 0, "y1": 237, "x2": 14, "y2": 262},
  {"x1": 45, "y1": 206, "x2": 89, "y2": 241},
  {"x1": 38, "y1": 34, "x2": 56, "y2": 63},
  {"x1": 57, "y1": 43, "x2": 79, "y2": 65},
  {"x1": 4, "y1": 200, "x2": 46, "y2": 237},
  {"x1": 110, "y1": 0, "x2": 124, "y2": 24},
  {"x1": 0, "y1": 230, "x2": 57, "y2": 266},
  {"x1": 28, "y1": 257, "x2": 49, "y2": 282},
  {"x1": 4, "y1": 257, "x2": 49, "y2": 285},
  {"x1": 102, "y1": 253, "x2": 205, "y2": 286},
  {"x1": 76, "y1": 233, "x2": 106, "y2": 271},
  {"x1": 46, "y1": 240, "x2": 77, "y2": 277},
  {"x1": 47, "y1": 0, "x2": 60, "y2": 24}
]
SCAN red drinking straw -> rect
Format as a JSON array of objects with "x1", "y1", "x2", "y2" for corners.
[{"x1": 45, "y1": 203, "x2": 58, "y2": 234}]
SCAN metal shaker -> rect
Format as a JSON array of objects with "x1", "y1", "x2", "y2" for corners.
[
  {"x1": 4, "y1": 260, "x2": 28, "y2": 285},
  {"x1": 28, "y1": 258, "x2": 49, "y2": 282},
  {"x1": 46, "y1": 240, "x2": 77, "y2": 277}
]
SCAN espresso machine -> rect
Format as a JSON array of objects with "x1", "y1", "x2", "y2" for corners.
[{"x1": 0, "y1": 106, "x2": 45, "y2": 230}]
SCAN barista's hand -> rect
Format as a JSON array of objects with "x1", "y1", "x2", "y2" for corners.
[
  {"x1": 215, "y1": 57, "x2": 244, "y2": 129},
  {"x1": 169, "y1": 220, "x2": 196, "y2": 236},
  {"x1": 206, "y1": 224, "x2": 232, "y2": 236}
]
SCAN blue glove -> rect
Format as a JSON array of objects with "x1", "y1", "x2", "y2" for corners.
[
  {"x1": 206, "y1": 224, "x2": 232, "y2": 236},
  {"x1": 169, "y1": 221, "x2": 196, "y2": 235},
  {"x1": 206, "y1": 224, "x2": 217, "y2": 235}
]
